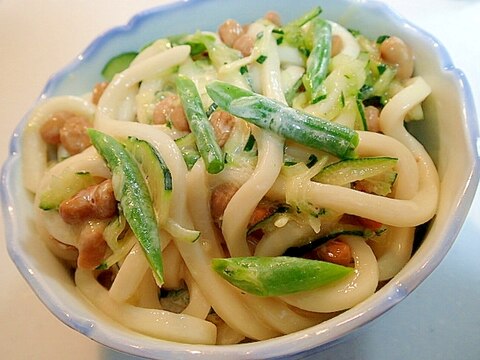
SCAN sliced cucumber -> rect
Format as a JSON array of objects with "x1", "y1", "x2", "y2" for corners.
[
  {"x1": 124, "y1": 136, "x2": 172, "y2": 227},
  {"x1": 353, "y1": 171, "x2": 398, "y2": 196},
  {"x1": 248, "y1": 205, "x2": 290, "y2": 234},
  {"x1": 39, "y1": 171, "x2": 100, "y2": 210},
  {"x1": 355, "y1": 97, "x2": 368, "y2": 131},
  {"x1": 96, "y1": 229, "x2": 136, "y2": 270},
  {"x1": 372, "y1": 65, "x2": 396, "y2": 102},
  {"x1": 164, "y1": 219, "x2": 200, "y2": 243},
  {"x1": 103, "y1": 213, "x2": 126, "y2": 251},
  {"x1": 313, "y1": 156, "x2": 398, "y2": 194},
  {"x1": 283, "y1": 229, "x2": 365, "y2": 257},
  {"x1": 174, "y1": 133, "x2": 200, "y2": 170},
  {"x1": 88, "y1": 129, "x2": 164, "y2": 285},
  {"x1": 125, "y1": 136, "x2": 200, "y2": 242},
  {"x1": 101, "y1": 52, "x2": 138, "y2": 81}
]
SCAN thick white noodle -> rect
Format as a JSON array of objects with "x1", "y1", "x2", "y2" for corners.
[
  {"x1": 182, "y1": 270, "x2": 212, "y2": 319},
  {"x1": 266, "y1": 126, "x2": 435, "y2": 228},
  {"x1": 187, "y1": 160, "x2": 317, "y2": 334},
  {"x1": 23, "y1": 96, "x2": 96, "y2": 193},
  {"x1": 220, "y1": 175, "x2": 328, "y2": 333},
  {"x1": 357, "y1": 131, "x2": 418, "y2": 198},
  {"x1": 75, "y1": 268, "x2": 217, "y2": 344},
  {"x1": 277, "y1": 45, "x2": 304, "y2": 66},
  {"x1": 218, "y1": 27, "x2": 326, "y2": 335},
  {"x1": 95, "y1": 52, "x2": 280, "y2": 339},
  {"x1": 108, "y1": 242, "x2": 151, "y2": 303},
  {"x1": 221, "y1": 126, "x2": 284, "y2": 256},
  {"x1": 35, "y1": 207, "x2": 81, "y2": 247},
  {"x1": 34, "y1": 147, "x2": 110, "y2": 246},
  {"x1": 243, "y1": 295, "x2": 324, "y2": 334},
  {"x1": 24, "y1": 13, "x2": 442, "y2": 344},
  {"x1": 215, "y1": 322, "x2": 246, "y2": 345},
  {"x1": 131, "y1": 39, "x2": 172, "y2": 65},
  {"x1": 376, "y1": 76, "x2": 439, "y2": 280},
  {"x1": 374, "y1": 226, "x2": 416, "y2": 281},
  {"x1": 135, "y1": 270, "x2": 162, "y2": 309},
  {"x1": 96, "y1": 45, "x2": 191, "y2": 124},
  {"x1": 136, "y1": 76, "x2": 165, "y2": 124},
  {"x1": 222, "y1": 27, "x2": 285, "y2": 257},
  {"x1": 281, "y1": 235, "x2": 378, "y2": 312},
  {"x1": 254, "y1": 221, "x2": 318, "y2": 256},
  {"x1": 357, "y1": 132, "x2": 419, "y2": 280},
  {"x1": 162, "y1": 240, "x2": 185, "y2": 289},
  {"x1": 174, "y1": 239, "x2": 282, "y2": 339},
  {"x1": 328, "y1": 21, "x2": 360, "y2": 58},
  {"x1": 134, "y1": 40, "x2": 179, "y2": 124},
  {"x1": 116, "y1": 89, "x2": 138, "y2": 122},
  {"x1": 380, "y1": 77, "x2": 434, "y2": 156},
  {"x1": 186, "y1": 160, "x2": 225, "y2": 257},
  {"x1": 268, "y1": 154, "x2": 437, "y2": 228}
]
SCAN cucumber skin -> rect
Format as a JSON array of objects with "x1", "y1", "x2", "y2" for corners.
[
  {"x1": 101, "y1": 52, "x2": 138, "y2": 81},
  {"x1": 313, "y1": 156, "x2": 398, "y2": 185},
  {"x1": 39, "y1": 172, "x2": 98, "y2": 210},
  {"x1": 125, "y1": 136, "x2": 173, "y2": 227},
  {"x1": 88, "y1": 129, "x2": 164, "y2": 285}
]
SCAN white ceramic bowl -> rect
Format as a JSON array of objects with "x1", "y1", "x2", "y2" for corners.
[{"x1": 2, "y1": 0, "x2": 479, "y2": 359}]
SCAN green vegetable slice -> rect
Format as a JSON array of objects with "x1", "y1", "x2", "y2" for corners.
[
  {"x1": 312, "y1": 156, "x2": 398, "y2": 196},
  {"x1": 164, "y1": 219, "x2": 200, "y2": 243},
  {"x1": 103, "y1": 212, "x2": 127, "y2": 251},
  {"x1": 38, "y1": 171, "x2": 99, "y2": 210},
  {"x1": 355, "y1": 97, "x2": 368, "y2": 131},
  {"x1": 303, "y1": 18, "x2": 332, "y2": 104},
  {"x1": 212, "y1": 256, "x2": 353, "y2": 296},
  {"x1": 283, "y1": 230, "x2": 365, "y2": 257},
  {"x1": 125, "y1": 136, "x2": 200, "y2": 243},
  {"x1": 205, "y1": 81, "x2": 359, "y2": 159},
  {"x1": 355, "y1": 171, "x2": 398, "y2": 196},
  {"x1": 282, "y1": 6, "x2": 322, "y2": 54},
  {"x1": 124, "y1": 136, "x2": 172, "y2": 227},
  {"x1": 96, "y1": 229, "x2": 136, "y2": 270},
  {"x1": 176, "y1": 74, "x2": 225, "y2": 174},
  {"x1": 88, "y1": 129, "x2": 164, "y2": 285},
  {"x1": 174, "y1": 133, "x2": 201, "y2": 170},
  {"x1": 313, "y1": 156, "x2": 398, "y2": 188},
  {"x1": 101, "y1": 52, "x2": 138, "y2": 81}
]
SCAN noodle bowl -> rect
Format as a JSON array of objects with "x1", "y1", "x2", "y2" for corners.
[{"x1": 2, "y1": 0, "x2": 478, "y2": 358}]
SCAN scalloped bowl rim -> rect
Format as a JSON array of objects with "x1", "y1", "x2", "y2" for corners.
[{"x1": 2, "y1": 0, "x2": 479, "y2": 359}]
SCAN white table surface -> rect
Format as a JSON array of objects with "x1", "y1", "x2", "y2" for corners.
[{"x1": 1, "y1": 1, "x2": 479, "y2": 359}]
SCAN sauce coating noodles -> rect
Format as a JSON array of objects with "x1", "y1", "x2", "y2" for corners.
[{"x1": 22, "y1": 9, "x2": 439, "y2": 344}]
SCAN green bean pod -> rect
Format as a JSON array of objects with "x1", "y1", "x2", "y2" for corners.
[
  {"x1": 206, "y1": 81, "x2": 359, "y2": 159},
  {"x1": 88, "y1": 129, "x2": 164, "y2": 285},
  {"x1": 212, "y1": 256, "x2": 353, "y2": 297},
  {"x1": 176, "y1": 74, "x2": 224, "y2": 174},
  {"x1": 303, "y1": 18, "x2": 332, "y2": 104}
]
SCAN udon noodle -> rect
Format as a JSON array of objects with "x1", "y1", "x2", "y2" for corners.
[{"x1": 21, "y1": 8, "x2": 439, "y2": 345}]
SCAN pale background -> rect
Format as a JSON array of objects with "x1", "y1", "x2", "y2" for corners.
[{"x1": 1, "y1": 1, "x2": 479, "y2": 359}]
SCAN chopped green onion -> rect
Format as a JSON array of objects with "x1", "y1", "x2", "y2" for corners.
[
  {"x1": 256, "y1": 55, "x2": 268, "y2": 64},
  {"x1": 376, "y1": 35, "x2": 390, "y2": 44}
]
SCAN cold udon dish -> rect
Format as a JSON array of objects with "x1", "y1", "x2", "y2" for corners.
[{"x1": 21, "y1": 7, "x2": 439, "y2": 344}]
